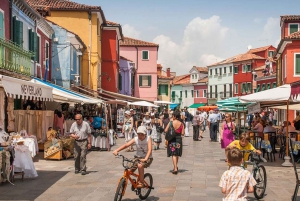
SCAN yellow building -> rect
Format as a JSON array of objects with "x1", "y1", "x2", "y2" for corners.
[
  {"x1": 26, "y1": 0, "x2": 106, "y2": 90},
  {"x1": 157, "y1": 64, "x2": 175, "y2": 102}
]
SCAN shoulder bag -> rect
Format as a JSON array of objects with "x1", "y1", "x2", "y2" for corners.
[{"x1": 165, "y1": 121, "x2": 176, "y2": 141}]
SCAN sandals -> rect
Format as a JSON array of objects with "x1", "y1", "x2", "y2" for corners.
[{"x1": 137, "y1": 181, "x2": 144, "y2": 188}]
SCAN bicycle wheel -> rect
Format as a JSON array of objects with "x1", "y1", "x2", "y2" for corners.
[
  {"x1": 253, "y1": 165, "x2": 267, "y2": 199},
  {"x1": 114, "y1": 178, "x2": 126, "y2": 201},
  {"x1": 138, "y1": 173, "x2": 153, "y2": 200}
]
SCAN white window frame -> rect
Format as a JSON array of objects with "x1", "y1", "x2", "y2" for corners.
[
  {"x1": 289, "y1": 23, "x2": 299, "y2": 35},
  {"x1": 234, "y1": 66, "x2": 238, "y2": 74},
  {"x1": 214, "y1": 68, "x2": 218, "y2": 75},
  {"x1": 242, "y1": 65, "x2": 246, "y2": 73},
  {"x1": 209, "y1": 69, "x2": 212, "y2": 76},
  {"x1": 294, "y1": 53, "x2": 300, "y2": 77},
  {"x1": 268, "y1": 50, "x2": 274, "y2": 57},
  {"x1": 141, "y1": 50, "x2": 149, "y2": 60},
  {"x1": 0, "y1": 9, "x2": 5, "y2": 38},
  {"x1": 234, "y1": 83, "x2": 238, "y2": 94},
  {"x1": 247, "y1": 82, "x2": 251, "y2": 93},
  {"x1": 223, "y1": 66, "x2": 226, "y2": 74},
  {"x1": 203, "y1": 89, "x2": 207, "y2": 98}
]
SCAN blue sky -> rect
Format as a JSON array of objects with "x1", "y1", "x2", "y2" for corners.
[{"x1": 75, "y1": 0, "x2": 300, "y2": 74}]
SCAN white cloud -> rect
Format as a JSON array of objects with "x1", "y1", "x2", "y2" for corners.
[
  {"x1": 122, "y1": 24, "x2": 141, "y2": 39},
  {"x1": 153, "y1": 15, "x2": 229, "y2": 74},
  {"x1": 262, "y1": 17, "x2": 280, "y2": 47}
]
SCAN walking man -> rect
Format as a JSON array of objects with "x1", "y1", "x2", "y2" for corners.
[
  {"x1": 192, "y1": 111, "x2": 200, "y2": 141},
  {"x1": 70, "y1": 114, "x2": 92, "y2": 175},
  {"x1": 207, "y1": 109, "x2": 219, "y2": 142},
  {"x1": 201, "y1": 109, "x2": 208, "y2": 131},
  {"x1": 184, "y1": 107, "x2": 192, "y2": 137}
]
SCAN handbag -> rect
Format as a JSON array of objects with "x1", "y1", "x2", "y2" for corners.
[
  {"x1": 165, "y1": 121, "x2": 176, "y2": 141},
  {"x1": 156, "y1": 124, "x2": 164, "y2": 133}
]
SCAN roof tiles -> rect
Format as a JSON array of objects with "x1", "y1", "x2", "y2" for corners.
[
  {"x1": 247, "y1": 45, "x2": 272, "y2": 53},
  {"x1": 280, "y1": 15, "x2": 300, "y2": 26},
  {"x1": 195, "y1": 66, "x2": 208, "y2": 72},
  {"x1": 172, "y1": 74, "x2": 190, "y2": 85},
  {"x1": 120, "y1": 37, "x2": 159, "y2": 47},
  {"x1": 285, "y1": 30, "x2": 300, "y2": 39}
]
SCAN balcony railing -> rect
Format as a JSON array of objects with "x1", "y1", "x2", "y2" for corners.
[{"x1": 0, "y1": 38, "x2": 33, "y2": 76}]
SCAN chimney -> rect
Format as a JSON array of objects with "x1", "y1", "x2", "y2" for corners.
[{"x1": 167, "y1": 68, "x2": 170, "y2": 77}]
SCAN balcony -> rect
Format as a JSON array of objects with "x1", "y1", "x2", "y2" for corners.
[
  {"x1": 0, "y1": 38, "x2": 33, "y2": 76},
  {"x1": 220, "y1": 92, "x2": 233, "y2": 99}
]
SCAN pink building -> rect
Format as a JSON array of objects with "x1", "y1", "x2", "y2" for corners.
[{"x1": 120, "y1": 37, "x2": 159, "y2": 101}]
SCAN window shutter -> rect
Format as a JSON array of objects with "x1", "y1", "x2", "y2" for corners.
[
  {"x1": 28, "y1": 29, "x2": 32, "y2": 51},
  {"x1": 33, "y1": 32, "x2": 37, "y2": 61},
  {"x1": 180, "y1": 91, "x2": 182, "y2": 98},
  {"x1": 158, "y1": 85, "x2": 161, "y2": 95},
  {"x1": 172, "y1": 91, "x2": 175, "y2": 99},
  {"x1": 18, "y1": 20, "x2": 23, "y2": 46},
  {"x1": 165, "y1": 85, "x2": 168, "y2": 96},
  {"x1": 273, "y1": 83, "x2": 277, "y2": 88},
  {"x1": 290, "y1": 24, "x2": 298, "y2": 34},
  {"x1": 148, "y1": 75, "x2": 151, "y2": 86},
  {"x1": 0, "y1": 12, "x2": 4, "y2": 38},
  {"x1": 191, "y1": 90, "x2": 194, "y2": 97},
  {"x1": 12, "y1": 16, "x2": 17, "y2": 43},
  {"x1": 139, "y1": 75, "x2": 142, "y2": 87},
  {"x1": 296, "y1": 54, "x2": 300, "y2": 74},
  {"x1": 36, "y1": 35, "x2": 40, "y2": 63},
  {"x1": 118, "y1": 73, "x2": 122, "y2": 90},
  {"x1": 131, "y1": 74, "x2": 135, "y2": 89}
]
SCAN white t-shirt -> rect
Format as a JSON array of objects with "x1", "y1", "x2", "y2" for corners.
[
  {"x1": 201, "y1": 111, "x2": 208, "y2": 120},
  {"x1": 134, "y1": 136, "x2": 152, "y2": 158}
]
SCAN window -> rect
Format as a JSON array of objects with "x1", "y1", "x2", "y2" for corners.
[
  {"x1": 273, "y1": 82, "x2": 277, "y2": 88},
  {"x1": 0, "y1": 10, "x2": 4, "y2": 39},
  {"x1": 242, "y1": 83, "x2": 246, "y2": 93},
  {"x1": 267, "y1": 83, "x2": 271, "y2": 90},
  {"x1": 229, "y1": 84, "x2": 232, "y2": 97},
  {"x1": 185, "y1": 90, "x2": 187, "y2": 98},
  {"x1": 285, "y1": 54, "x2": 287, "y2": 78},
  {"x1": 196, "y1": 90, "x2": 199, "y2": 97},
  {"x1": 139, "y1": 75, "x2": 151, "y2": 87},
  {"x1": 268, "y1": 51, "x2": 274, "y2": 57},
  {"x1": 191, "y1": 90, "x2": 194, "y2": 97},
  {"x1": 247, "y1": 64, "x2": 251, "y2": 72},
  {"x1": 12, "y1": 16, "x2": 23, "y2": 46},
  {"x1": 142, "y1": 50, "x2": 149, "y2": 60},
  {"x1": 234, "y1": 66, "x2": 238, "y2": 74},
  {"x1": 118, "y1": 73, "x2": 122, "y2": 90},
  {"x1": 242, "y1": 65, "x2": 247, "y2": 73},
  {"x1": 224, "y1": 67, "x2": 226, "y2": 74},
  {"x1": 158, "y1": 84, "x2": 168, "y2": 95},
  {"x1": 295, "y1": 53, "x2": 300, "y2": 75},
  {"x1": 180, "y1": 91, "x2": 182, "y2": 98},
  {"x1": 203, "y1": 90, "x2": 207, "y2": 98},
  {"x1": 192, "y1": 74, "x2": 194, "y2": 79},
  {"x1": 209, "y1": 86, "x2": 212, "y2": 98},
  {"x1": 214, "y1": 68, "x2": 218, "y2": 75},
  {"x1": 171, "y1": 91, "x2": 175, "y2": 100},
  {"x1": 229, "y1": 66, "x2": 232, "y2": 73},
  {"x1": 256, "y1": 84, "x2": 260, "y2": 92},
  {"x1": 195, "y1": 74, "x2": 197, "y2": 79},
  {"x1": 210, "y1": 69, "x2": 212, "y2": 75},
  {"x1": 219, "y1": 68, "x2": 222, "y2": 75},
  {"x1": 247, "y1": 83, "x2": 251, "y2": 93},
  {"x1": 224, "y1": 84, "x2": 226, "y2": 98},
  {"x1": 261, "y1": 84, "x2": 265, "y2": 91},
  {"x1": 131, "y1": 74, "x2": 135, "y2": 90},
  {"x1": 234, "y1": 83, "x2": 238, "y2": 94},
  {"x1": 289, "y1": 24, "x2": 299, "y2": 35},
  {"x1": 215, "y1": 85, "x2": 218, "y2": 98}
]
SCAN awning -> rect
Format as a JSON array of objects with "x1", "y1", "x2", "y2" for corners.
[
  {"x1": 0, "y1": 75, "x2": 53, "y2": 101},
  {"x1": 188, "y1": 103, "x2": 205, "y2": 108},
  {"x1": 154, "y1": 101, "x2": 173, "y2": 105},
  {"x1": 170, "y1": 104, "x2": 179, "y2": 109},
  {"x1": 129, "y1": 101, "x2": 159, "y2": 107},
  {"x1": 31, "y1": 78, "x2": 102, "y2": 104}
]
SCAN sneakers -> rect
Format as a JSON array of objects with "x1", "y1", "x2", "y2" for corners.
[
  {"x1": 81, "y1": 171, "x2": 87, "y2": 175},
  {"x1": 75, "y1": 170, "x2": 79, "y2": 174},
  {"x1": 136, "y1": 182, "x2": 144, "y2": 188}
]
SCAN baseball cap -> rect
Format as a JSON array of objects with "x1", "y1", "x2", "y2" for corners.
[
  {"x1": 130, "y1": 109, "x2": 133, "y2": 111},
  {"x1": 137, "y1": 126, "x2": 147, "y2": 135},
  {"x1": 125, "y1": 110, "x2": 130, "y2": 115}
]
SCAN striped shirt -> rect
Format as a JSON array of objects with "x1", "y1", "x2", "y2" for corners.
[{"x1": 219, "y1": 166, "x2": 257, "y2": 201}]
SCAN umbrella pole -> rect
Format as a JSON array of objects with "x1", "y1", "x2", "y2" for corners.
[{"x1": 282, "y1": 100, "x2": 292, "y2": 166}]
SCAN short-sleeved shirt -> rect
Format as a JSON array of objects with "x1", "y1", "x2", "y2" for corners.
[
  {"x1": 201, "y1": 111, "x2": 208, "y2": 120},
  {"x1": 219, "y1": 166, "x2": 257, "y2": 201},
  {"x1": 208, "y1": 113, "x2": 219, "y2": 123},
  {"x1": 253, "y1": 123, "x2": 263, "y2": 132},
  {"x1": 70, "y1": 121, "x2": 91, "y2": 140},
  {"x1": 192, "y1": 115, "x2": 200, "y2": 126},
  {"x1": 228, "y1": 140, "x2": 256, "y2": 162}
]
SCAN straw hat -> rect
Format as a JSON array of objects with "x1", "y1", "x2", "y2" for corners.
[{"x1": 145, "y1": 112, "x2": 150, "y2": 116}]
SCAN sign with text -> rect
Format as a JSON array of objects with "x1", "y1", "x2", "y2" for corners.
[{"x1": 247, "y1": 103, "x2": 260, "y2": 114}]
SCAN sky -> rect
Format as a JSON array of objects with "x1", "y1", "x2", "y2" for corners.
[{"x1": 75, "y1": 0, "x2": 300, "y2": 75}]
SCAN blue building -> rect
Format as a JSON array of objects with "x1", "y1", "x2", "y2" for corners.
[
  {"x1": 47, "y1": 20, "x2": 85, "y2": 89},
  {"x1": 119, "y1": 56, "x2": 135, "y2": 96}
]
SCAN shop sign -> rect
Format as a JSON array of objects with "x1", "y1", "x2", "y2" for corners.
[
  {"x1": 247, "y1": 103, "x2": 260, "y2": 114},
  {"x1": 21, "y1": 84, "x2": 42, "y2": 96}
]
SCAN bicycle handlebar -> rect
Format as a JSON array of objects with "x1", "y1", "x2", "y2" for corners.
[{"x1": 116, "y1": 154, "x2": 140, "y2": 169}]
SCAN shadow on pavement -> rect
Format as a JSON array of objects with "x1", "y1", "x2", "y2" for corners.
[
  {"x1": 0, "y1": 170, "x2": 68, "y2": 201},
  {"x1": 122, "y1": 195, "x2": 160, "y2": 201}
]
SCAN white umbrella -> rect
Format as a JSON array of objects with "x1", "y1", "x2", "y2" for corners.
[
  {"x1": 154, "y1": 101, "x2": 173, "y2": 105},
  {"x1": 129, "y1": 101, "x2": 159, "y2": 107}
]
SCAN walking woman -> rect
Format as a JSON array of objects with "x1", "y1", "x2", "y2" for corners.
[
  {"x1": 143, "y1": 112, "x2": 152, "y2": 136},
  {"x1": 151, "y1": 112, "x2": 163, "y2": 150},
  {"x1": 220, "y1": 113, "x2": 235, "y2": 160},
  {"x1": 162, "y1": 113, "x2": 170, "y2": 148},
  {"x1": 122, "y1": 110, "x2": 134, "y2": 151},
  {"x1": 164, "y1": 110, "x2": 185, "y2": 174}
]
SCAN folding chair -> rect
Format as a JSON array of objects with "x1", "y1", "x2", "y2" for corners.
[
  {"x1": 289, "y1": 138, "x2": 300, "y2": 201},
  {"x1": 264, "y1": 132, "x2": 276, "y2": 162}
]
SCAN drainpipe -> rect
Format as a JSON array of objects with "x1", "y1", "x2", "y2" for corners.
[{"x1": 88, "y1": 11, "x2": 92, "y2": 89}]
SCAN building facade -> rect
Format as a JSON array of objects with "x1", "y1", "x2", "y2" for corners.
[
  {"x1": 120, "y1": 37, "x2": 159, "y2": 101},
  {"x1": 119, "y1": 56, "x2": 135, "y2": 96},
  {"x1": 157, "y1": 65, "x2": 174, "y2": 103}
]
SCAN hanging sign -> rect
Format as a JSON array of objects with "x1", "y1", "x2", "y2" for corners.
[{"x1": 247, "y1": 103, "x2": 260, "y2": 114}]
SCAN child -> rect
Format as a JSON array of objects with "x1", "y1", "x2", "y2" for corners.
[
  {"x1": 226, "y1": 133, "x2": 262, "y2": 163},
  {"x1": 219, "y1": 148, "x2": 257, "y2": 201},
  {"x1": 113, "y1": 126, "x2": 153, "y2": 188}
]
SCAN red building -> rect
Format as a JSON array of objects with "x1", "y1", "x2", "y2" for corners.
[
  {"x1": 194, "y1": 77, "x2": 208, "y2": 104},
  {"x1": 0, "y1": 0, "x2": 10, "y2": 39},
  {"x1": 101, "y1": 21, "x2": 123, "y2": 92},
  {"x1": 233, "y1": 45, "x2": 276, "y2": 96}
]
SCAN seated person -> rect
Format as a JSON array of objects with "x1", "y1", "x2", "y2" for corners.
[
  {"x1": 293, "y1": 111, "x2": 300, "y2": 130},
  {"x1": 113, "y1": 126, "x2": 153, "y2": 188},
  {"x1": 226, "y1": 133, "x2": 262, "y2": 165},
  {"x1": 278, "y1": 121, "x2": 296, "y2": 135},
  {"x1": 251, "y1": 120, "x2": 264, "y2": 138},
  {"x1": 263, "y1": 121, "x2": 276, "y2": 133}
]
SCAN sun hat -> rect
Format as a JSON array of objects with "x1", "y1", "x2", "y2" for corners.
[
  {"x1": 137, "y1": 126, "x2": 147, "y2": 135},
  {"x1": 145, "y1": 112, "x2": 150, "y2": 116},
  {"x1": 125, "y1": 110, "x2": 130, "y2": 115}
]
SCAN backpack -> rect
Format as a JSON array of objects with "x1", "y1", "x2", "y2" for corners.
[
  {"x1": 92, "y1": 117, "x2": 102, "y2": 129},
  {"x1": 295, "y1": 120, "x2": 300, "y2": 130}
]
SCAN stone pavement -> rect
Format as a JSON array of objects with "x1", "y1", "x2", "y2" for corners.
[{"x1": 0, "y1": 126, "x2": 299, "y2": 201}]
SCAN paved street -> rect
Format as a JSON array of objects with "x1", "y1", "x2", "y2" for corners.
[{"x1": 0, "y1": 127, "x2": 299, "y2": 201}]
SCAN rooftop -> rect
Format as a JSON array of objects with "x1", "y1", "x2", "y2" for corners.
[
  {"x1": 172, "y1": 74, "x2": 190, "y2": 85},
  {"x1": 285, "y1": 30, "x2": 300, "y2": 39},
  {"x1": 195, "y1": 66, "x2": 208, "y2": 72},
  {"x1": 280, "y1": 15, "x2": 300, "y2": 26},
  {"x1": 106, "y1": 21, "x2": 120, "y2": 26},
  {"x1": 247, "y1": 45, "x2": 272, "y2": 54},
  {"x1": 120, "y1": 56, "x2": 133, "y2": 62},
  {"x1": 120, "y1": 37, "x2": 159, "y2": 47},
  {"x1": 198, "y1": 77, "x2": 208, "y2": 83}
]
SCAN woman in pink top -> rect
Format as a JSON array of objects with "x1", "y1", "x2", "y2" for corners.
[{"x1": 220, "y1": 114, "x2": 235, "y2": 160}]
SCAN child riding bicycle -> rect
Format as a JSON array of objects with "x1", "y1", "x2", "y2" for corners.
[
  {"x1": 225, "y1": 133, "x2": 262, "y2": 164},
  {"x1": 113, "y1": 126, "x2": 153, "y2": 188},
  {"x1": 219, "y1": 148, "x2": 257, "y2": 201}
]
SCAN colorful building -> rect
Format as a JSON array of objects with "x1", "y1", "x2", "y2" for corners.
[
  {"x1": 26, "y1": 0, "x2": 106, "y2": 91},
  {"x1": 119, "y1": 56, "x2": 135, "y2": 96},
  {"x1": 101, "y1": 21, "x2": 123, "y2": 93},
  {"x1": 189, "y1": 66, "x2": 208, "y2": 104},
  {"x1": 157, "y1": 64, "x2": 174, "y2": 103},
  {"x1": 120, "y1": 37, "x2": 159, "y2": 101}
]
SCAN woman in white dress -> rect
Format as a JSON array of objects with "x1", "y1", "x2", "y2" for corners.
[
  {"x1": 122, "y1": 111, "x2": 134, "y2": 151},
  {"x1": 143, "y1": 112, "x2": 152, "y2": 136},
  {"x1": 151, "y1": 113, "x2": 163, "y2": 150}
]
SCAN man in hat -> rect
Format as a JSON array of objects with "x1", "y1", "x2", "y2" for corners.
[{"x1": 207, "y1": 109, "x2": 219, "y2": 142}]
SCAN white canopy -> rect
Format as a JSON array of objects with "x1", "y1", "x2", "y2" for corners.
[
  {"x1": 129, "y1": 101, "x2": 159, "y2": 107},
  {"x1": 239, "y1": 84, "x2": 300, "y2": 102},
  {"x1": 104, "y1": 100, "x2": 129, "y2": 105},
  {"x1": 270, "y1": 104, "x2": 300, "y2": 110},
  {"x1": 154, "y1": 101, "x2": 173, "y2": 105}
]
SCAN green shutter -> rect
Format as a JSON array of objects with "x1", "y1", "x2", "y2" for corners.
[
  {"x1": 139, "y1": 75, "x2": 142, "y2": 87},
  {"x1": 267, "y1": 83, "x2": 270, "y2": 89},
  {"x1": 142, "y1": 51, "x2": 148, "y2": 60},
  {"x1": 261, "y1": 84, "x2": 265, "y2": 91},
  {"x1": 290, "y1": 24, "x2": 298, "y2": 34},
  {"x1": 256, "y1": 85, "x2": 260, "y2": 92},
  {"x1": 185, "y1": 90, "x2": 187, "y2": 98},
  {"x1": 191, "y1": 90, "x2": 194, "y2": 97},
  {"x1": 273, "y1": 83, "x2": 277, "y2": 88},
  {"x1": 131, "y1": 74, "x2": 135, "y2": 89},
  {"x1": 165, "y1": 85, "x2": 168, "y2": 96},
  {"x1": 36, "y1": 35, "x2": 40, "y2": 63},
  {"x1": 171, "y1": 91, "x2": 175, "y2": 99},
  {"x1": 0, "y1": 12, "x2": 4, "y2": 39},
  {"x1": 148, "y1": 75, "x2": 151, "y2": 86},
  {"x1": 296, "y1": 54, "x2": 300, "y2": 75},
  {"x1": 12, "y1": 16, "x2": 17, "y2": 43},
  {"x1": 158, "y1": 85, "x2": 161, "y2": 95},
  {"x1": 33, "y1": 32, "x2": 37, "y2": 61},
  {"x1": 118, "y1": 73, "x2": 122, "y2": 90},
  {"x1": 19, "y1": 20, "x2": 23, "y2": 46},
  {"x1": 28, "y1": 29, "x2": 32, "y2": 51},
  {"x1": 180, "y1": 91, "x2": 182, "y2": 98}
]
